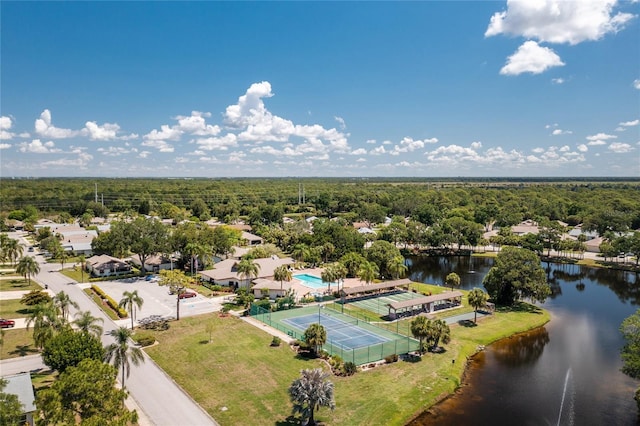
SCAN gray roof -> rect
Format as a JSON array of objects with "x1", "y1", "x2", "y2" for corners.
[
  {"x1": 341, "y1": 279, "x2": 412, "y2": 296},
  {"x1": 2, "y1": 372, "x2": 36, "y2": 413},
  {"x1": 388, "y1": 291, "x2": 463, "y2": 311},
  {"x1": 252, "y1": 278, "x2": 292, "y2": 291}
]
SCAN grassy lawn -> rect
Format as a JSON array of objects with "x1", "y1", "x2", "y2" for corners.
[
  {"x1": 0, "y1": 299, "x2": 34, "y2": 319},
  {"x1": 0, "y1": 278, "x2": 42, "y2": 292},
  {"x1": 0, "y1": 328, "x2": 39, "y2": 359},
  {"x1": 146, "y1": 303, "x2": 550, "y2": 426},
  {"x1": 60, "y1": 268, "x2": 88, "y2": 283}
]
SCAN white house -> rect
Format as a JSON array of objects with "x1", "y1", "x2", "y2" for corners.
[
  {"x1": 199, "y1": 256, "x2": 294, "y2": 288},
  {"x1": 129, "y1": 254, "x2": 173, "y2": 273},
  {"x1": 86, "y1": 254, "x2": 132, "y2": 277},
  {"x1": 3, "y1": 372, "x2": 36, "y2": 426},
  {"x1": 252, "y1": 278, "x2": 293, "y2": 299}
]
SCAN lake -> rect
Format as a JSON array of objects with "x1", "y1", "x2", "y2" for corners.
[{"x1": 405, "y1": 255, "x2": 639, "y2": 426}]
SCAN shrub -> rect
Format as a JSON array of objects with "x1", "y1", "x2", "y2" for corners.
[
  {"x1": 343, "y1": 362, "x2": 357, "y2": 376},
  {"x1": 132, "y1": 332, "x2": 156, "y2": 347},
  {"x1": 384, "y1": 354, "x2": 399, "y2": 364},
  {"x1": 254, "y1": 299, "x2": 272, "y2": 312},
  {"x1": 270, "y1": 336, "x2": 281, "y2": 347},
  {"x1": 300, "y1": 296, "x2": 315, "y2": 304},
  {"x1": 20, "y1": 290, "x2": 52, "y2": 306},
  {"x1": 91, "y1": 284, "x2": 127, "y2": 318}
]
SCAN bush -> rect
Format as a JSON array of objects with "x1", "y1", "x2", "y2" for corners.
[
  {"x1": 384, "y1": 354, "x2": 399, "y2": 364},
  {"x1": 20, "y1": 290, "x2": 52, "y2": 306},
  {"x1": 343, "y1": 362, "x2": 357, "y2": 376},
  {"x1": 270, "y1": 336, "x2": 281, "y2": 347},
  {"x1": 91, "y1": 284, "x2": 127, "y2": 318},
  {"x1": 300, "y1": 296, "x2": 315, "y2": 304},
  {"x1": 132, "y1": 332, "x2": 156, "y2": 347}
]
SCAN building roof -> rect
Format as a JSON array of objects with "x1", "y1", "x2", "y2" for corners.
[
  {"x1": 86, "y1": 254, "x2": 127, "y2": 267},
  {"x1": 241, "y1": 231, "x2": 263, "y2": 242},
  {"x1": 388, "y1": 291, "x2": 464, "y2": 311},
  {"x1": 129, "y1": 254, "x2": 171, "y2": 266},
  {"x1": 252, "y1": 278, "x2": 292, "y2": 291},
  {"x1": 200, "y1": 257, "x2": 294, "y2": 282},
  {"x1": 341, "y1": 279, "x2": 412, "y2": 296},
  {"x1": 3, "y1": 372, "x2": 36, "y2": 413}
]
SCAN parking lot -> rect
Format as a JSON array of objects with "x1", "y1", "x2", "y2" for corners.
[{"x1": 95, "y1": 277, "x2": 225, "y2": 324}]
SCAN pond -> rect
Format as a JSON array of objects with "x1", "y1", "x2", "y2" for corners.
[{"x1": 405, "y1": 255, "x2": 639, "y2": 426}]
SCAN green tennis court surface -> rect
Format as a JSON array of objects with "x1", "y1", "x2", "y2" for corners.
[{"x1": 251, "y1": 305, "x2": 419, "y2": 365}]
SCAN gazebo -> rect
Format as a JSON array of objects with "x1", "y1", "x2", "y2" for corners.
[{"x1": 387, "y1": 291, "x2": 463, "y2": 320}]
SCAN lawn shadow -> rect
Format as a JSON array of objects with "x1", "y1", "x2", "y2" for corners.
[
  {"x1": 9, "y1": 345, "x2": 39, "y2": 357},
  {"x1": 496, "y1": 302, "x2": 543, "y2": 315},
  {"x1": 198, "y1": 340, "x2": 210, "y2": 345}
]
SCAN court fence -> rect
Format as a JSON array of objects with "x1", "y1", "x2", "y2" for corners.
[{"x1": 249, "y1": 304, "x2": 419, "y2": 365}]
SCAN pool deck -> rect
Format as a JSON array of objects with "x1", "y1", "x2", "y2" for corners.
[{"x1": 290, "y1": 267, "x2": 365, "y2": 299}]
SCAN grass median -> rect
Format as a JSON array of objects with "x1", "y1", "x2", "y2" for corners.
[{"x1": 144, "y1": 302, "x2": 550, "y2": 426}]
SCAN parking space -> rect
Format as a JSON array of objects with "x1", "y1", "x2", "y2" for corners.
[{"x1": 95, "y1": 278, "x2": 223, "y2": 324}]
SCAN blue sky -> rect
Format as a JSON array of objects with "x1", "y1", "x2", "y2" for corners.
[{"x1": 1, "y1": 1, "x2": 639, "y2": 178}]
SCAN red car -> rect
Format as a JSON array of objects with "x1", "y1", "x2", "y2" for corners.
[
  {"x1": 0, "y1": 318, "x2": 15, "y2": 328},
  {"x1": 178, "y1": 291, "x2": 197, "y2": 299}
]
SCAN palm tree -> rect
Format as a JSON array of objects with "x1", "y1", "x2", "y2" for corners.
[
  {"x1": 288, "y1": 368, "x2": 335, "y2": 426},
  {"x1": 320, "y1": 267, "x2": 336, "y2": 296},
  {"x1": 357, "y1": 261, "x2": 378, "y2": 285},
  {"x1": 119, "y1": 290, "x2": 144, "y2": 329},
  {"x1": 410, "y1": 316, "x2": 430, "y2": 354},
  {"x1": 78, "y1": 254, "x2": 86, "y2": 283},
  {"x1": 321, "y1": 242, "x2": 335, "y2": 263},
  {"x1": 467, "y1": 288, "x2": 488, "y2": 324},
  {"x1": 57, "y1": 248, "x2": 69, "y2": 271},
  {"x1": 445, "y1": 272, "x2": 461, "y2": 291},
  {"x1": 72, "y1": 310, "x2": 104, "y2": 337},
  {"x1": 303, "y1": 323, "x2": 326, "y2": 355},
  {"x1": 4, "y1": 238, "x2": 23, "y2": 266},
  {"x1": 291, "y1": 244, "x2": 310, "y2": 265},
  {"x1": 16, "y1": 256, "x2": 40, "y2": 286},
  {"x1": 426, "y1": 319, "x2": 451, "y2": 352},
  {"x1": 184, "y1": 242, "x2": 210, "y2": 277},
  {"x1": 236, "y1": 258, "x2": 260, "y2": 288},
  {"x1": 158, "y1": 269, "x2": 191, "y2": 320},
  {"x1": 273, "y1": 265, "x2": 292, "y2": 293},
  {"x1": 387, "y1": 255, "x2": 408, "y2": 280},
  {"x1": 25, "y1": 302, "x2": 62, "y2": 349},
  {"x1": 104, "y1": 327, "x2": 145, "y2": 388},
  {"x1": 53, "y1": 291, "x2": 79, "y2": 323}
]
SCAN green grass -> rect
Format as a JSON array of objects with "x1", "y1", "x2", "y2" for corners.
[
  {"x1": 0, "y1": 328, "x2": 39, "y2": 359},
  {"x1": 0, "y1": 299, "x2": 34, "y2": 319},
  {"x1": 60, "y1": 268, "x2": 87, "y2": 283},
  {"x1": 146, "y1": 304, "x2": 550, "y2": 426},
  {"x1": 0, "y1": 278, "x2": 42, "y2": 292}
]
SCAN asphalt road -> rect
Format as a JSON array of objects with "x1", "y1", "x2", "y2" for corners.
[{"x1": 1, "y1": 233, "x2": 218, "y2": 426}]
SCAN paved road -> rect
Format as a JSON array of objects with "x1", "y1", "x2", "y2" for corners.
[{"x1": 1, "y1": 233, "x2": 218, "y2": 426}]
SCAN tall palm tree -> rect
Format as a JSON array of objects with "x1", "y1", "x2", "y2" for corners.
[
  {"x1": 73, "y1": 310, "x2": 104, "y2": 337},
  {"x1": 104, "y1": 327, "x2": 145, "y2": 388},
  {"x1": 119, "y1": 290, "x2": 144, "y2": 329},
  {"x1": 303, "y1": 323, "x2": 327, "y2": 356},
  {"x1": 426, "y1": 319, "x2": 451, "y2": 352},
  {"x1": 236, "y1": 258, "x2": 260, "y2": 288},
  {"x1": 357, "y1": 261, "x2": 378, "y2": 286},
  {"x1": 184, "y1": 242, "x2": 210, "y2": 277},
  {"x1": 4, "y1": 238, "x2": 23, "y2": 266},
  {"x1": 321, "y1": 267, "x2": 336, "y2": 295},
  {"x1": 53, "y1": 291, "x2": 79, "y2": 323},
  {"x1": 288, "y1": 368, "x2": 335, "y2": 426},
  {"x1": 16, "y1": 255, "x2": 40, "y2": 286},
  {"x1": 273, "y1": 265, "x2": 292, "y2": 292},
  {"x1": 387, "y1": 255, "x2": 408, "y2": 280},
  {"x1": 291, "y1": 244, "x2": 309, "y2": 265},
  {"x1": 25, "y1": 302, "x2": 62, "y2": 349},
  {"x1": 77, "y1": 254, "x2": 86, "y2": 282},
  {"x1": 467, "y1": 288, "x2": 488, "y2": 324},
  {"x1": 57, "y1": 249, "x2": 69, "y2": 271},
  {"x1": 410, "y1": 316, "x2": 430, "y2": 355}
]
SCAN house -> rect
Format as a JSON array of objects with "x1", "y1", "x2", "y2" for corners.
[
  {"x1": 241, "y1": 231, "x2": 263, "y2": 246},
  {"x1": 252, "y1": 278, "x2": 293, "y2": 299},
  {"x1": 2, "y1": 372, "x2": 36, "y2": 426},
  {"x1": 86, "y1": 254, "x2": 132, "y2": 277},
  {"x1": 199, "y1": 256, "x2": 295, "y2": 288},
  {"x1": 511, "y1": 220, "x2": 539, "y2": 236},
  {"x1": 129, "y1": 254, "x2": 173, "y2": 273}
]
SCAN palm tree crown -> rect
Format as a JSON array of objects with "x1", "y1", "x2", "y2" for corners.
[
  {"x1": 104, "y1": 327, "x2": 145, "y2": 387},
  {"x1": 289, "y1": 368, "x2": 335, "y2": 426},
  {"x1": 273, "y1": 265, "x2": 292, "y2": 292},
  {"x1": 73, "y1": 310, "x2": 104, "y2": 337},
  {"x1": 53, "y1": 291, "x2": 79, "y2": 322},
  {"x1": 236, "y1": 258, "x2": 260, "y2": 288},
  {"x1": 16, "y1": 256, "x2": 40, "y2": 285},
  {"x1": 119, "y1": 290, "x2": 144, "y2": 329}
]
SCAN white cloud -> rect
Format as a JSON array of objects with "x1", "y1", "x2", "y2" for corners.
[
  {"x1": 97, "y1": 146, "x2": 135, "y2": 156},
  {"x1": 587, "y1": 140, "x2": 607, "y2": 146},
  {"x1": 42, "y1": 152, "x2": 93, "y2": 168},
  {"x1": 138, "y1": 151, "x2": 151, "y2": 158},
  {"x1": 608, "y1": 142, "x2": 633, "y2": 153},
  {"x1": 586, "y1": 132, "x2": 617, "y2": 140},
  {"x1": 577, "y1": 144, "x2": 589, "y2": 152},
  {"x1": 195, "y1": 134, "x2": 238, "y2": 151},
  {"x1": 0, "y1": 143, "x2": 11, "y2": 150},
  {"x1": 35, "y1": 109, "x2": 80, "y2": 139},
  {"x1": 559, "y1": 145, "x2": 571, "y2": 152},
  {"x1": 366, "y1": 139, "x2": 377, "y2": 144},
  {"x1": 84, "y1": 121, "x2": 134, "y2": 141},
  {"x1": 0, "y1": 116, "x2": 15, "y2": 140},
  {"x1": 619, "y1": 119, "x2": 639, "y2": 127},
  {"x1": 500, "y1": 41, "x2": 565, "y2": 75},
  {"x1": 141, "y1": 140, "x2": 174, "y2": 152},
  {"x1": 634, "y1": 79, "x2": 640, "y2": 89},
  {"x1": 144, "y1": 124, "x2": 182, "y2": 141},
  {"x1": 471, "y1": 141, "x2": 482, "y2": 149},
  {"x1": 486, "y1": 0, "x2": 636, "y2": 45},
  {"x1": 334, "y1": 116, "x2": 346, "y2": 130},
  {"x1": 351, "y1": 148, "x2": 367, "y2": 155},
  {"x1": 532, "y1": 147, "x2": 545, "y2": 153},
  {"x1": 551, "y1": 78, "x2": 565, "y2": 84},
  {"x1": 175, "y1": 111, "x2": 220, "y2": 136},
  {"x1": 370, "y1": 146, "x2": 387, "y2": 155},
  {"x1": 552, "y1": 128, "x2": 572, "y2": 135},
  {"x1": 18, "y1": 139, "x2": 61, "y2": 154}
]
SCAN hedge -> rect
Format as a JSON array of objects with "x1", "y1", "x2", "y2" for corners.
[{"x1": 91, "y1": 284, "x2": 128, "y2": 318}]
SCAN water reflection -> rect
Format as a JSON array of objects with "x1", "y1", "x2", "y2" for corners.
[{"x1": 407, "y1": 256, "x2": 639, "y2": 426}]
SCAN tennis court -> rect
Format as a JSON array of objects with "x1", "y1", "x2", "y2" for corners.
[
  {"x1": 345, "y1": 290, "x2": 426, "y2": 316},
  {"x1": 250, "y1": 304, "x2": 419, "y2": 364}
]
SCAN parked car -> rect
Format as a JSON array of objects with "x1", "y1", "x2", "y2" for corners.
[
  {"x1": 178, "y1": 291, "x2": 197, "y2": 299},
  {"x1": 0, "y1": 318, "x2": 16, "y2": 328}
]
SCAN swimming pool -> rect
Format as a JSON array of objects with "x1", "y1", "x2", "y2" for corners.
[{"x1": 294, "y1": 273, "x2": 336, "y2": 289}]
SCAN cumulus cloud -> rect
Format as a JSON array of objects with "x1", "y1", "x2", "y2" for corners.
[
  {"x1": 577, "y1": 144, "x2": 589, "y2": 152},
  {"x1": 351, "y1": 148, "x2": 367, "y2": 155},
  {"x1": 552, "y1": 128, "x2": 572, "y2": 135},
  {"x1": 485, "y1": 0, "x2": 636, "y2": 45},
  {"x1": 195, "y1": 134, "x2": 238, "y2": 151},
  {"x1": 0, "y1": 143, "x2": 11, "y2": 150},
  {"x1": 334, "y1": 116, "x2": 346, "y2": 130},
  {"x1": 141, "y1": 140, "x2": 174, "y2": 152},
  {"x1": 500, "y1": 41, "x2": 565, "y2": 75},
  {"x1": 608, "y1": 142, "x2": 633, "y2": 153},
  {"x1": 18, "y1": 139, "x2": 61, "y2": 154},
  {"x1": 35, "y1": 109, "x2": 80, "y2": 139},
  {"x1": 0, "y1": 116, "x2": 15, "y2": 140},
  {"x1": 551, "y1": 78, "x2": 565, "y2": 84},
  {"x1": 634, "y1": 79, "x2": 640, "y2": 89},
  {"x1": 587, "y1": 140, "x2": 607, "y2": 146},
  {"x1": 370, "y1": 146, "x2": 387, "y2": 155},
  {"x1": 42, "y1": 152, "x2": 93, "y2": 168},
  {"x1": 144, "y1": 111, "x2": 220, "y2": 144},
  {"x1": 586, "y1": 132, "x2": 617, "y2": 141},
  {"x1": 97, "y1": 146, "x2": 137, "y2": 156},
  {"x1": 619, "y1": 119, "x2": 639, "y2": 127},
  {"x1": 85, "y1": 121, "x2": 138, "y2": 141}
]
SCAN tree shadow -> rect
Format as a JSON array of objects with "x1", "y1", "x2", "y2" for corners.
[
  {"x1": 274, "y1": 415, "x2": 300, "y2": 426},
  {"x1": 496, "y1": 302, "x2": 543, "y2": 315},
  {"x1": 198, "y1": 340, "x2": 210, "y2": 345},
  {"x1": 9, "y1": 345, "x2": 39, "y2": 357},
  {"x1": 458, "y1": 319, "x2": 477, "y2": 327},
  {"x1": 401, "y1": 353, "x2": 422, "y2": 363}
]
